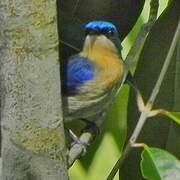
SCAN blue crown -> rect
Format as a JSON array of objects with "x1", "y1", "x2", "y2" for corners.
[{"x1": 85, "y1": 21, "x2": 117, "y2": 33}]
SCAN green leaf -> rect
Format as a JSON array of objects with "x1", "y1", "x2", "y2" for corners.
[
  {"x1": 163, "y1": 111, "x2": 180, "y2": 125},
  {"x1": 141, "y1": 146, "x2": 180, "y2": 180}
]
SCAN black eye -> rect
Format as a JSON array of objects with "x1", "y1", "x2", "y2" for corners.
[
  {"x1": 107, "y1": 30, "x2": 114, "y2": 36},
  {"x1": 102, "y1": 30, "x2": 114, "y2": 38}
]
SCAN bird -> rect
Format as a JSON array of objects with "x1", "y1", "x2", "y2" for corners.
[{"x1": 62, "y1": 21, "x2": 128, "y2": 149}]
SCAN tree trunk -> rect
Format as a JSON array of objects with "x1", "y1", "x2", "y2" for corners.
[{"x1": 0, "y1": 0, "x2": 68, "y2": 179}]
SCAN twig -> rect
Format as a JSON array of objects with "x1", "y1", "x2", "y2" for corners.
[
  {"x1": 59, "y1": 39, "x2": 80, "y2": 52},
  {"x1": 107, "y1": 20, "x2": 180, "y2": 180},
  {"x1": 72, "y1": 0, "x2": 81, "y2": 15},
  {"x1": 148, "y1": 20, "x2": 180, "y2": 104}
]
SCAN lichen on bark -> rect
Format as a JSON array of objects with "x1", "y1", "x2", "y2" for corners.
[{"x1": 0, "y1": 0, "x2": 68, "y2": 179}]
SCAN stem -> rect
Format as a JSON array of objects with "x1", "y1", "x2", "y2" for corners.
[
  {"x1": 107, "y1": 107, "x2": 150, "y2": 180},
  {"x1": 148, "y1": 20, "x2": 180, "y2": 104},
  {"x1": 59, "y1": 39, "x2": 80, "y2": 52},
  {"x1": 107, "y1": 144, "x2": 131, "y2": 180},
  {"x1": 107, "y1": 20, "x2": 180, "y2": 180}
]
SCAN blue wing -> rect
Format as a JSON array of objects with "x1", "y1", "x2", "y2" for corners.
[{"x1": 63, "y1": 55, "x2": 95, "y2": 94}]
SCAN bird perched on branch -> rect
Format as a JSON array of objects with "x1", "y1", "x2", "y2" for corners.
[{"x1": 62, "y1": 21, "x2": 128, "y2": 154}]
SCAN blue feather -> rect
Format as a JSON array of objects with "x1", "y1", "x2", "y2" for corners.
[
  {"x1": 85, "y1": 21, "x2": 117, "y2": 33},
  {"x1": 64, "y1": 56, "x2": 95, "y2": 93}
]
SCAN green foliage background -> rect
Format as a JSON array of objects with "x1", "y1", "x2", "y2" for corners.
[
  {"x1": 122, "y1": 1, "x2": 179, "y2": 179},
  {"x1": 62, "y1": 0, "x2": 179, "y2": 179}
]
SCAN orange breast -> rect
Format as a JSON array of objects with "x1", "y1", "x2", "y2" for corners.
[{"x1": 81, "y1": 42, "x2": 125, "y2": 90}]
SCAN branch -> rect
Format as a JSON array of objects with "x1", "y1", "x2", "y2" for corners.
[
  {"x1": 0, "y1": 1, "x2": 68, "y2": 179},
  {"x1": 107, "y1": 19, "x2": 180, "y2": 180}
]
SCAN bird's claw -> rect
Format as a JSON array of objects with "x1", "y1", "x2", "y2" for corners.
[
  {"x1": 69, "y1": 129, "x2": 89, "y2": 156},
  {"x1": 70, "y1": 139, "x2": 89, "y2": 156}
]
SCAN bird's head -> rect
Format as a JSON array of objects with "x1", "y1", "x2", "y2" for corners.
[{"x1": 82, "y1": 21, "x2": 122, "y2": 54}]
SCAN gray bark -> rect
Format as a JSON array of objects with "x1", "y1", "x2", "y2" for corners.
[{"x1": 0, "y1": 0, "x2": 68, "y2": 179}]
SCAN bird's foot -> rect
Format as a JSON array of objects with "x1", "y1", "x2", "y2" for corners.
[
  {"x1": 68, "y1": 120, "x2": 100, "y2": 167},
  {"x1": 69, "y1": 129, "x2": 89, "y2": 156}
]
